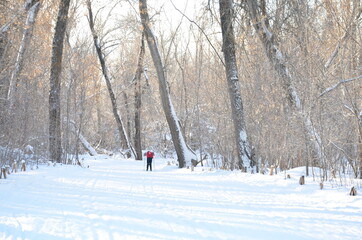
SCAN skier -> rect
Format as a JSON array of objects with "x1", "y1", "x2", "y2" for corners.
[{"x1": 146, "y1": 150, "x2": 154, "y2": 171}]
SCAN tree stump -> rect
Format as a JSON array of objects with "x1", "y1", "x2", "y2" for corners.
[
  {"x1": 269, "y1": 165, "x2": 275, "y2": 176},
  {"x1": 299, "y1": 176, "x2": 305, "y2": 185},
  {"x1": 260, "y1": 164, "x2": 265, "y2": 174},
  {"x1": 331, "y1": 169, "x2": 336, "y2": 178},
  {"x1": 12, "y1": 161, "x2": 17, "y2": 173},
  {"x1": 191, "y1": 159, "x2": 198, "y2": 167},
  {"x1": 21, "y1": 160, "x2": 26, "y2": 171},
  {"x1": 0, "y1": 166, "x2": 6, "y2": 179},
  {"x1": 350, "y1": 187, "x2": 357, "y2": 196},
  {"x1": 191, "y1": 165, "x2": 194, "y2": 172}
]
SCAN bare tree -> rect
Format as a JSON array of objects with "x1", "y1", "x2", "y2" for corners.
[
  {"x1": 246, "y1": 0, "x2": 323, "y2": 164},
  {"x1": 139, "y1": 0, "x2": 196, "y2": 168},
  {"x1": 7, "y1": 0, "x2": 40, "y2": 108},
  {"x1": 49, "y1": 0, "x2": 71, "y2": 163},
  {"x1": 134, "y1": 33, "x2": 145, "y2": 160},
  {"x1": 87, "y1": 0, "x2": 136, "y2": 158},
  {"x1": 68, "y1": 119, "x2": 97, "y2": 157},
  {"x1": 219, "y1": 0, "x2": 252, "y2": 170}
]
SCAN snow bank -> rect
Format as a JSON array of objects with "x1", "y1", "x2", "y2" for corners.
[{"x1": 0, "y1": 155, "x2": 361, "y2": 240}]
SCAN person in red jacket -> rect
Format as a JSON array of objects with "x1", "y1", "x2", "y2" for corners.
[{"x1": 146, "y1": 150, "x2": 154, "y2": 171}]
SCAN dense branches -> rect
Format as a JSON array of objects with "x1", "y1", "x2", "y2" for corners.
[
  {"x1": 87, "y1": 0, "x2": 136, "y2": 158},
  {"x1": 219, "y1": 0, "x2": 252, "y2": 170},
  {"x1": 139, "y1": 0, "x2": 196, "y2": 168},
  {"x1": 0, "y1": 0, "x2": 360, "y2": 177}
]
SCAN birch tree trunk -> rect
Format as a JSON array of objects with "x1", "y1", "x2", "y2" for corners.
[
  {"x1": 219, "y1": 0, "x2": 252, "y2": 170},
  {"x1": 134, "y1": 34, "x2": 145, "y2": 161},
  {"x1": 0, "y1": 0, "x2": 33, "y2": 65},
  {"x1": 246, "y1": 0, "x2": 323, "y2": 163},
  {"x1": 49, "y1": 0, "x2": 71, "y2": 163},
  {"x1": 7, "y1": 0, "x2": 40, "y2": 108},
  {"x1": 87, "y1": 0, "x2": 136, "y2": 158},
  {"x1": 139, "y1": 0, "x2": 196, "y2": 168}
]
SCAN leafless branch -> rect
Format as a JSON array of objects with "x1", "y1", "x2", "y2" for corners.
[
  {"x1": 319, "y1": 75, "x2": 362, "y2": 98},
  {"x1": 169, "y1": 0, "x2": 225, "y2": 67}
]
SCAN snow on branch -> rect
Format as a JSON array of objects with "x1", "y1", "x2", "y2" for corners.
[
  {"x1": 325, "y1": 8, "x2": 362, "y2": 69},
  {"x1": 261, "y1": 17, "x2": 273, "y2": 41},
  {"x1": 343, "y1": 104, "x2": 354, "y2": 115},
  {"x1": 319, "y1": 75, "x2": 362, "y2": 98},
  {"x1": 1, "y1": 0, "x2": 38, "y2": 35},
  {"x1": 66, "y1": 118, "x2": 98, "y2": 156},
  {"x1": 0, "y1": 22, "x2": 10, "y2": 34},
  {"x1": 324, "y1": 42, "x2": 340, "y2": 69}
]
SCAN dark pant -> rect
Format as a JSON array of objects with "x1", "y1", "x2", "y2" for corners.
[{"x1": 147, "y1": 157, "x2": 153, "y2": 171}]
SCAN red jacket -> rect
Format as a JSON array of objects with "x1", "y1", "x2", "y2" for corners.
[{"x1": 146, "y1": 151, "x2": 154, "y2": 158}]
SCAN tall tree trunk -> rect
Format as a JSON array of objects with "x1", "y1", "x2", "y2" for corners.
[
  {"x1": 219, "y1": 0, "x2": 252, "y2": 170},
  {"x1": 49, "y1": 0, "x2": 71, "y2": 163},
  {"x1": 64, "y1": 71, "x2": 73, "y2": 163},
  {"x1": 246, "y1": 0, "x2": 323, "y2": 163},
  {"x1": 0, "y1": 29, "x2": 8, "y2": 72},
  {"x1": 359, "y1": 0, "x2": 362, "y2": 178},
  {"x1": 0, "y1": 26, "x2": 9, "y2": 122},
  {"x1": 0, "y1": 0, "x2": 34, "y2": 67},
  {"x1": 87, "y1": 0, "x2": 135, "y2": 158},
  {"x1": 7, "y1": 0, "x2": 40, "y2": 108},
  {"x1": 95, "y1": 78, "x2": 102, "y2": 138},
  {"x1": 358, "y1": 113, "x2": 362, "y2": 179},
  {"x1": 134, "y1": 34, "x2": 145, "y2": 161},
  {"x1": 123, "y1": 92, "x2": 132, "y2": 145},
  {"x1": 139, "y1": 0, "x2": 196, "y2": 168}
]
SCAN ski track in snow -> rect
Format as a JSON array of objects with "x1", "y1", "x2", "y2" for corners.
[{"x1": 0, "y1": 155, "x2": 361, "y2": 240}]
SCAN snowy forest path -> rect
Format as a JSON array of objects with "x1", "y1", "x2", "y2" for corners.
[{"x1": 0, "y1": 156, "x2": 361, "y2": 240}]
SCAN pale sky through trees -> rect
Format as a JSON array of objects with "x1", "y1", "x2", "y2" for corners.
[{"x1": 72, "y1": 0, "x2": 208, "y2": 46}]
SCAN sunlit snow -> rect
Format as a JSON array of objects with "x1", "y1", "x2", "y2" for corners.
[{"x1": 0, "y1": 155, "x2": 361, "y2": 240}]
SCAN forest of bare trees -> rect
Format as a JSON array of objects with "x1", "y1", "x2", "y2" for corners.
[{"x1": 0, "y1": 0, "x2": 361, "y2": 178}]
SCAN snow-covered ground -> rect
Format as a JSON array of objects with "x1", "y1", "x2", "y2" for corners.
[{"x1": 0, "y1": 155, "x2": 361, "y2": 240}]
